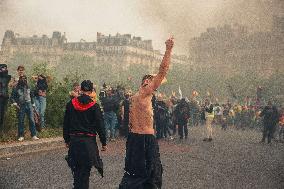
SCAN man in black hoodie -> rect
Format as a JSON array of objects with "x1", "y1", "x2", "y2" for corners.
[
  {"x1": 259, "y1": 101, "x2": 279, "y2": 144},
  {"x1": 63, "y1": 80, "x2": 107, "y2": 189}
]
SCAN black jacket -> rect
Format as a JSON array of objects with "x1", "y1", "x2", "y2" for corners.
[
  {"x1": 63, "y1": 94, "x2": 106, "y2": 146},
  {"x1": 10, "y1": 85, "x2": 34, "y2": 105},
  {"x1": 0, "y1": 74, "x2": 11, "y2": 98},
  {"x1": 101, "y1": 93, "x2": 120, "y2": 112},
  {"x1": 174, "y1": 100, "x2": 190, "y2": 125},
  {"x1": 260, "y1": 106, "x2": 279, "y2": 126}
]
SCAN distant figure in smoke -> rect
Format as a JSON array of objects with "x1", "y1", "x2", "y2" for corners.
[
  {"x1": 259, "y1": 101, "x2": 279, "y2": 144},
  {"x1": 174, "y1": 98, "x2": 190, "y2": 140},
  {"x1": 203, "y1": 99, "x2": 214, "y2": 142},
  {"x1": 121, "y1": 92, "x2": 131, "y2": 138},
  {"x1": 119, "y1": 37, "x2": 174, "y2": 189}
]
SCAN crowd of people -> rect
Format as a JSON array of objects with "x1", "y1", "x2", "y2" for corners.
[
  {"x1": 0, "y1": 65, "x2": 283, "y2": 144},
  {"x1": 0, "y1": 64, "x2": 48, "y2": 141},
  {"x1": 89, "y1": 86, "x2": 283, "y2": 144},
  {"x1": 1, "y1": 37, "x2": 283, "y2": 189}
]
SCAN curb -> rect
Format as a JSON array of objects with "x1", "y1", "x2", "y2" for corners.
[{"x1": 0, "y1": 137, "x2": 65, "y2": 158}]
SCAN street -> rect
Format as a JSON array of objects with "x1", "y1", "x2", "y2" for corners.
[{"x1": 0, "y1": 127, "x2": 283, "y2": 189}]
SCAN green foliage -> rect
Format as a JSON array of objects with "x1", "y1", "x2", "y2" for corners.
[{"x1": 2, "y1": 52, "x2": 283, "y2": 141}]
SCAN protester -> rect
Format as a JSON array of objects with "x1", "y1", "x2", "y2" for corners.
[
  {"x1": 203, "y1": 99, "x2": 214, "y2": 142},
  {"x1": 189, "y1": 99, "x2": 200, "y2": 127},
  {"x1": 155, "y1": 95, "x2": 171, "y2": 139},
  {"x1": 63, "y1": 80, "x2": 107, "y2": 189},
  {"x1": 121, "y1": 92, "x2": 131, "y2": 138},
  {"x1": 214, "y1": 103, "x2": 223, "y2": 125},
  {"x1": 9, "y1": 65, "x2": 25, "y2": 88},
  {"x1": 100, "y1": 86, "x2": 120, "y2": 141},
  {"x1": 33, "y1": 74, "x2": 48, "y2": 128},
  {"x1": 174, "y1": 98, "x2": 190, "y2": 140},
  {"x1": 69, "y1": 82, "x2": 81, "y2": 99},
  {"x1": 221, "y1": 104, "x2": 230, "y2": 130},
  {"x1": 10, "y1": 75, "x2": 39, "y2": 141},
  {"x1": 259, "y1": 101, "x2": 279, "y2": 144},
  {"x1": 0, "y1": 64, "x2": 11, "y2": 130},
  {"x1": 119, "y1": 37, "x2": 174, "y2": 189}
]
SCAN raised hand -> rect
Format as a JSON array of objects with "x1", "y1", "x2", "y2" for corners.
[{"x1": 165, "y1": 37, "x2": 174, "y2": 51}]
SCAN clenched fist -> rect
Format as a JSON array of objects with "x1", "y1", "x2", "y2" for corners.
[{"x1": 165, "y1": 37, "x2": 174, "y2": 51}]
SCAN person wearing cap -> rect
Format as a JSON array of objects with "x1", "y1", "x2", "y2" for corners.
[
  {"x1": 63, "y1": 80, "x2": 107, "y2": 189},
  {"x1": 119, "y1": 37, "x2": 174, "y2": 189},
  {"x1": 10, "y1": 75, "x2": 39, "y2": 141}
]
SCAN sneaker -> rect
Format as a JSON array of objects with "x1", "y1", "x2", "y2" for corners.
[
  {"x1": 32, "y1": 136, "x2": 39, "y2": 140},
  {"x1": 169, "y1": 136, "x2": 174, "y2": 140},
  {"x1": 18, "y1": 137, "x2": 24, "y2": 142}
]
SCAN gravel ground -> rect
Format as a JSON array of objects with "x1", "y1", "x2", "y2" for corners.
[{"x1": 0, "y1": 126, "x2": 283, "y2": 189}]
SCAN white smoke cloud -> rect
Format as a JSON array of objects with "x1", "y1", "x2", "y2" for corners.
[{"x1": 0, "y1": 0, "x2": 282, "y2": 53}]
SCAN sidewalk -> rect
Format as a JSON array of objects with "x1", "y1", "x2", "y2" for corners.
[{"x1": 0, "y1": 137, "x2": 65, "y2": 158}]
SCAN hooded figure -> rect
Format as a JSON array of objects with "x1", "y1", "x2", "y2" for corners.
[{"x1": 63, "y1": 80, "x2": 107, "y2": 189}]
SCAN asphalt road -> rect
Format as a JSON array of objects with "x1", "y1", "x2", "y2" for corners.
[{"x1": 0, "y1": 127, "x2": 283, "y2": 189}]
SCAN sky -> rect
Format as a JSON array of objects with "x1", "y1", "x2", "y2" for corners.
[{"x1": 0, "y1": 0, "x2": 283, "y2": 54}]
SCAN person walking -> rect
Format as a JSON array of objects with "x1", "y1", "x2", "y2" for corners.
[{"x1": 63, "y1": 80, "x2": 107, "y2": 189}]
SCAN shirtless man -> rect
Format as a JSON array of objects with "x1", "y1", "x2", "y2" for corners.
[{"x1": 119, "y1": 37, "x2": 174, "y2": 189}]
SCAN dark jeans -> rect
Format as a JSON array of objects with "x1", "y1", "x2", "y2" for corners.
[
  {"x1": 156, "y1": 121, "x2": 171, "y2": 139},
  {"x1": 178, "y1": 124, "x2": 188, "y2": 139},
  {"x1": 156, "y1": 122, "x2": 164, "y2": 139},
  {"x1": 18, "y1": 102, "x2": 36, "y2": 137},
  {"x1": 34, "y1": 96, "x2": 46, "y2": 128},
  {"x1": 0, "y1": 97, "x2": 8, "y2": 130},
  {"x1": 262, "y1": 123, "x2": 276, "y2": 143},
  {"x1": 164, "y1": 123, "x2": 171, "y2": 138},
  {"x1": 104, "y1": 111, "x2": 117, "y2": 139}
]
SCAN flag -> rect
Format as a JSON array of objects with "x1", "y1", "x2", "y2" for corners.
[{"x1": 178, "y1": 86, "x2": 182, "y2": 99}]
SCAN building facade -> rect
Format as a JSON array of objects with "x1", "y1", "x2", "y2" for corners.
[
  {"x1": 0, "y1": 30, "x2": 188, "y2": 72},
  {"x1": 188, "y1": 16, "x2": 284, "y2": 76}
]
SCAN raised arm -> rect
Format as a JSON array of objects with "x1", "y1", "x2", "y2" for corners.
[{"x1": 143, "y1": 38, "x2": 174, "y2": 95}]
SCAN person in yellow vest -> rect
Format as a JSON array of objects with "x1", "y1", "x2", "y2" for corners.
[{"x1": 203, "y1": 99, "x2": 214, "y2": 142}]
